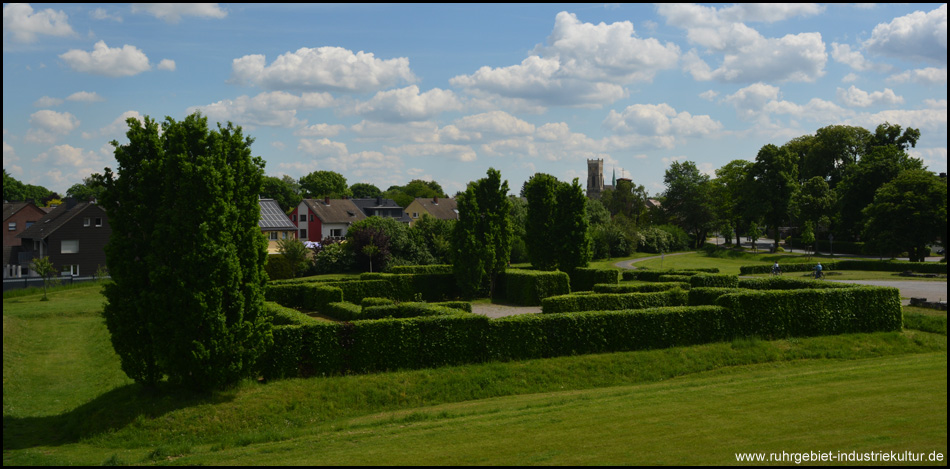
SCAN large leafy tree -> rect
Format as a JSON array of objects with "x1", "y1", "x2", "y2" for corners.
[
  {"x1": 712, "y1": 159, "x2": 753, "y2": 245},
  {"x1": 748, "y1": 144, "x2": 798, "y2": 251},
  {"x1": 862, "y1": 170, "x2": 946, "y2": 262},
  {"x1": 299, "y1": 170, "x2": 351, "y2": 198},
  {"x1": 96, "y1": 113, "x2": 271, "y2": 390},
  {"x1": 261, "y1": 175, "x2": 303, "y2": 213},
  {"x1": 3, "y1": 169, "x2": 53, "y2": 203},
  {"x1": 522, "y1": 173, "x2": 559, "y2": 270},
  {"x1": 66, "y1": 175, "x2": 106, "y2": 202},
  {"x1": 662, "y1": 161, "x2": 715, "y2": 248},
  {"x1": 452, "y1": 168, "x2": 512, "y2": 298},
  {"x1": 350, "y1": 182, "x2": 382, "y2": 198}
]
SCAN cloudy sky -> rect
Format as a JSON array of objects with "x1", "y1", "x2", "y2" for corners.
[{"x1": 3, "y1": 3, "x2": 946, "y2": 197}]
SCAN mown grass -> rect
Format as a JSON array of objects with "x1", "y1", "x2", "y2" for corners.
[{"x1": 4, "y1": 274, "x2": 947, "y2": 465}]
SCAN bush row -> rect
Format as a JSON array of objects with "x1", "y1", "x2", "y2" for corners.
[
  {"x1": 739, "y1": 259, "x2": 947, "y2": 275},
  {"x1": 716, "y1": 287, "x2": 902, "y2": 338},
  {"x1": 261, "y1": 284, "x2": 902, "y2": 379},
  {"x1": 568, "y1": 268, "x2": 620, "y2": 292},
  {"x1": 541, "y1": 289, "x2": 688, "y2": 314},
  {"x1": 389, "y1": 264, "x2": 454, "y2": 275},
  {"x1": 592, "y1": 282, "x2": 689, "y2": 293},
  {"x1": 689, "y1": 274, "x2": 740, "y2": 288},
  {"x1": 493, "y1": 269, "x2": 571, "y2": 306},
  {"x1": 621, "y1": 268, "x2": 719, "y2": 282},
  {"x1": 264, "y1": 283, "x2": 343, "y2": 312}
]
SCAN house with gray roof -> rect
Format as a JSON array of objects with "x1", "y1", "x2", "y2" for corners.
[
  {"x1": 291, "y1": 198, "x2": 366, "y2": 242},
  {"x1": 15, "y1": 199, "x2": 110, "y2": 278},
  {"x1": 258, "y1": 198, "x2": 297, "y2": 253},
  {"x1": 403, "y1": 197, "x2": 458, "y2": 224}
]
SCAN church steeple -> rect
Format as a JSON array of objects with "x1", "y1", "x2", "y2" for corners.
[{"x1": 612, "y1": 168, "x2": 616, "y2": 187}]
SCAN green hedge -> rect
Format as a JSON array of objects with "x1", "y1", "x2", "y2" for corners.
[
  {"x1": 622, "y1": 269, "x2": 718, "y2": 282},
  {"x1": 360, "y1": 302, "x2": 471, "y2": 320},
  {"x1": 264, "y1": 301, "x2": 321, "y2": 325},
  {"x1": 689, "y1": 274, "x2": 740, "y2": 288},
  {"x1": 494, "y1": 269, "x2": 571, "y2": 306},
  {"x1": 592, "y1": 282, "x2": 689, "y2": 293},
  {"x1": 541, "y1": 289, "x2": 688, "y2": 314},
  {"x1": 360, "y1": 272, "x2": 459, "y2": 301},
  {"x1": 737, "y1": 277, "x2": 857, "y2": 290},
  {"x1": 390, "y1": 264, "x2": 454, "y2": 275},
  {"x1": 688, "y1": 287, "x2": 743, "y2": 306},
  {"x1": 264, "y1": 283, "x2": 344, "y2": 313},
  {"x1": 739, "y1": 259, "x2": 947, "y2": 275},
  {"x1": 568, "y1": 268, "x2": 620, "y2": 292},
  {"x1": 262, "y1": 284, "x2": 902, "y2": 379},
  {"x1": 716, "y1": 287, "x2": 902, "y2": 339}
]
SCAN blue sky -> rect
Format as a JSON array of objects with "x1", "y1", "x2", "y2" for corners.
[{"x1": 3, "y1": 3, "x2": 947, "y2": 197}]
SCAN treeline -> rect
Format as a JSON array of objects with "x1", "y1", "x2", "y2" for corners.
[{"x1": 651, "y1": 122, "x2": 945, "y2": 261}]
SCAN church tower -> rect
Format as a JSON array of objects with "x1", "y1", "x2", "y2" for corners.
[{"x1": 586, "y1": 158, "x2": 605, "y2": 199}]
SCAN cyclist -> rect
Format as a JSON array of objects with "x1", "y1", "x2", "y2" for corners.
[
  {"x1": 814, "y1": 262, "x2": 824, "y2": 279},
  {"x1": 771, "y1": 262, "x2": 781, "y2": 276}
]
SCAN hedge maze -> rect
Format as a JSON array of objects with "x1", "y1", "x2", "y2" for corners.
[{"x1": 260, "y1": 264, "x2": 905, "y2": 380}]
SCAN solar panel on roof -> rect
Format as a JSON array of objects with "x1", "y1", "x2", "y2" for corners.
[{"x1": 258, "y1": 200, "x2": 296, "y2": 229}]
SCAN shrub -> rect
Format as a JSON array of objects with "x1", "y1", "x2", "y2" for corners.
[
  {"x1": 569, "y1": 267, "x2": 621, "y2": 292},
  {"x1": 494, "y1": 269, "x2": 571, "y2": 306},
  {"x1": 264, "y1": 283, "x2": 344, "y2": 313},
  {"x1": 592, "y1": 282, "x2": 689, "y2": 293},
  {"x1": 689, "y1": 274, "x2": 739, "y2": 288},
  {"x1": 541, "y1": 289, "x2": 688, "y2": 314}
]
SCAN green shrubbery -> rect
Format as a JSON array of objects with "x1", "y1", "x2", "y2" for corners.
[
  {"x1": 739, "y1": 259, "x2": 948, "y2": 275},
  {"x1": 593, "y1": 282, "x2": 689, "y2": 293},
  {"x1": 567, "y1": 268, "x2": 620, "y2": 292},
  {"x1": 541, "y1": 289, "x2": 688, "y2": 314},
  {"x1": 493, "y1": 269, "x2": 571, "y2": 306}
]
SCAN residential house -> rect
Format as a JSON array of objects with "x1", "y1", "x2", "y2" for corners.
[
  {"x1": 290, "y1": 198, "x2": 366, "y2": 242},
  {"x1": 351, "y1": 196, "x2": 413, "y2": 224},
  {"x1": 15, "y1": 199, "x2": 110, "y2": 278},
  {"x1": 403, "y1": 197, "x2": 458, "y2": 225},
  {"x1": 3, "y1": 202, "x2": 47, "y2": 278},
  {"x1": 258, "y1": 198, "x2": 297, "y2": 254}
]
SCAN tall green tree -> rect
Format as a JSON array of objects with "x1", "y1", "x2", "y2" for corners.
[
  {"x1": 3, "y1": 169, "x2": 53, "y2": 203},
  {"x1": 791, "y1": 176, "x2": 834, "y2": 234},
  {"x1": 349, "y1": 182, "x2": 382, "y2": 198},
  {"x1": 662, "y1": 161, "x2": 715, "y2": 248},
  {"x1": 713, "y1": 159, "x2": 753, "y2": 245},
  {"x1": 452, "y1": 168, "x2": 512, "y2": 298},
  {"x1": 522, "y1": 173, "x2": 560, "y2": 270},
  {"x1": 66, "y1": 175, "x2": 106, "y2": 202},
  {"x1": 748, "y1": 144, "x2": 798, "y2": 252},
  {"x1": 299, "y1": 170, "x2": 351, "y2": 198},
  {"x1": 96, "y1": 113, "x2": 271, "y2": 390},
  {"x1": 862, "y1": 170, "x2": 946, "y2": 262},
  {"x1": 261, "y1": 175, "x2": 303, "y2": 213},
  {"x1": 553, "y1": 178, "x2": 592, "y2": 271}
]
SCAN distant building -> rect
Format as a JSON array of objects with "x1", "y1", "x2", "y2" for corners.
[
  {"x1": 351, "y1": 196, "x2": 413, "y2": 224},
  {"x1": 587, "y1": 159, "x2": 616, "y2": 199},
  {"x1": 3, "y1": 202, "x2": 47, "y2": 278},
  {"x1": 15, "y1": 199, "x2": 110, "y2": 278},
  {"x1": 258, "y1": 198, "x2": 297, "y2": 254},
  {"x1": 404, "y1": 197, "x2": 458, "y2": 224},
  {"x1": 291, "y1": 198, "x2": 366, "y2": 242}
]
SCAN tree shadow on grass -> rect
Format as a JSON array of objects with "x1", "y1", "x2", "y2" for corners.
[{"x1": 3, "y1": 382, "x2": 237, "y2": 450}]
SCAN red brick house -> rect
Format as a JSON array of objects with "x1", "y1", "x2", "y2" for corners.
[{"x1": 3, "y1": 202, "x2": 47, "y2": 278}]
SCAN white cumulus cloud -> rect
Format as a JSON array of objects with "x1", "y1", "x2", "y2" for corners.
[
  {"x1": 351, "y1": 86, "x2": 462, "y2": 122},
  {"x1": 864, "y1": 4, "x2": 947, "y2": 64},
  {"x1": 59, "y1": 41, "x2": 151, "y2": 77},
  {"x1": 836, "y1": 86, "x2": 904, "y2": 108},
  {"x1": 3, "y1": 3, "x2": 75, "y2": 43},
  {"x1": 131, "y1": 3, "x2": 227, "y2": 23},
  {"x1": 231, "y1": 46, "x2": 416, "y2": 93}
]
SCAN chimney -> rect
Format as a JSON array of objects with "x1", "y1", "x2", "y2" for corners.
[
  {"x1": 324, "y1": 196, "x2": 330, "y2": 205},
  {"x1": 376, "y1": 195, "x2": 383, "y2": 206},
  {"x1": 433, "y1": 196, "x2": 438, "y2": 204},
  {"x1": 64, "y1": 197, "x2": 78, "y2": 211}
]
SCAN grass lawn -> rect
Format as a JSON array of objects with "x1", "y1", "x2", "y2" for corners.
[{"x1": 4, "y1": 277, "x2": 947, "y2": 465}]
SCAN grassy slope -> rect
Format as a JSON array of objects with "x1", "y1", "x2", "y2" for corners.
[{"x1": 3, "y1": 281, "x2": 947, "y2": 465}]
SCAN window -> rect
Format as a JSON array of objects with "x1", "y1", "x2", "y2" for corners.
[
  {"x1": 61, "y1": 265, "x2": 79, "y2": 276},
  {"x1": 268, "y1": 232, "x2": 278, "y2": 240},
  {"x1": 330, "y1": 228, "x2": 342, "y2": 238},
  {"x1": 300, "y1": 229, "x2": 307, "y2": 239},
  {"x1": 281, "y1": 231, "x2": 288, "y2": 240},
  {"x1": 292, "y1": 214, "x2": 297, "y2": 222},
  {"x1": 26, "y1": 221, "x2": 34, "y2": 228},
  {"x1": 412, "y1": 212, "x2": 418, "y2": 219},
  {"x1": 61, "y1": 240, "x2": 79, "y2": 254},
  {"x1": 95, "y1": 218, "x2": 102, "y2": 227},
  {"x1": 309, "y1": 214, "x2": 314, "y2": 222},
  {"x1": 84, "y1": 217, "x2": 91, "y2": 227},
  {"x1": 8, "y1": 222, "x2": 15, "y2": 231}
]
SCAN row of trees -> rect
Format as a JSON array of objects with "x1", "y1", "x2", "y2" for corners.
[
  {"x1": 261, "y1": 170, "x2": 448, "y2": 213},
  {"x1": 655, "y1": 123, "x2": 945, "y2": 261}
]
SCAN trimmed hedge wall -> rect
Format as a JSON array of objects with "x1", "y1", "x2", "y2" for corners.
[
  {"x1": 264, "y1": 283, "x2": 343, "y2": 313},
  {"x1": 738, "y1": 277, "x2": 857, "y2": 290},
  {"x1": 688, "y1": 287, "x2": 743, "y2": 306},
  {"x1": 621, "y1": 268, "x2": 719, "y2": 282},
  {"x1": 568, "y1": 268, "x2": 621, "y2": 292},
  {"x1": 739, "y1": 259, "x2": 947, "y2": 275},
  {"x1": 716, "y1": 286, "x2": 902, "y2": 339},
  {"x1": 390, "y1": 264, "x2": 454, "y2": 275},
  {"x1": 593, "y1": 282, "x2": 689, "y2": 293},
  {"x1": 689, "y1": 274, "x2": 740, "y2": 288},
  {"x1": 493, "y1": 269, "x2": 571, "y2": 306},
  {"x1": 541, "y1": 289, "x2": 688, "y2": 314}
]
